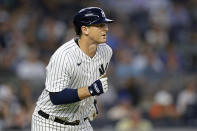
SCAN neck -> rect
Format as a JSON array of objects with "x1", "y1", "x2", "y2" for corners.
[{"x1": 78, "y1": 36, "x2": 97, "y2": 58}]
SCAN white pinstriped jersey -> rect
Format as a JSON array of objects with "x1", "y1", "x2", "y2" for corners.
[{"x1": 34, "y1": 38, "x2": 112, "y2": 122}]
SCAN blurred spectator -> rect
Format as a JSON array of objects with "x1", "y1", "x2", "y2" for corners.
[
  {"x1": 149, "y1": 90, "x2": 178, "y2": 126},
  {"x1": 149, "y1": 7, "x2": 170, "y2": 29},
  {"x1": 16, "y1": 80, "x2": 34, "y2": 129},
  {"x1": 15, "y1": 49, "x2": 46, "y2": 86},
  {"x1": 0, "y1": 84, "x2": 22, "y2": 129},
  {"x1": 114, "y1": 49, "x2": 134, "y2": 83},
  {"x1": 145, "y1": 23, "x2": 169, "y2": 48},
  {"x1": 160, "y1": 44, "x2": 185, "y2": 75},
  {"x1": 100, "y1": 0, "x2": 134, "y2": 17},
  {"x1": 147, "y1": 0, "x2": 171, "y2": 12},
  {"x1": 125, "y1": 30, "x2": 141, "y2": 54},
  {"x1": 143, "y1": 46, "x2": 164, "y2": 78},
  {"x1": 115, "y1": 108, "x2": 153, "y2": 131},
  {"x1": 97, "y1": 83, "x2": 118, "y2": 112},
  {"x1": 0, "y1": 9, "x2": 9, "y2": 48},
  {"x1": 0, "y1": 85, "x2": 13, "y2": 127},
  {"x1": 129, "y1": 8, "x2": 149, "y2": 36},
  {"x1": 107, "y1": 91, "x2": 132, "y2": 121},
  {"x1": 107, "y1": 23, "x2": 126, "y2": 51},
  {"x1": 123, "y1": 77, "x2": 142, "y2": 107},
  {"x1": 176, "y1": 80, "x2": 197, "y2": 117},
  {"x1": 169, "y1": 1, "x2": 191, "y2": 44},
  {"x1": 18, "y1": 80, "x2": 33, "y2": 106},
  {"x1": 37, "y1": 17, "x2": 66, "y2": 44}
]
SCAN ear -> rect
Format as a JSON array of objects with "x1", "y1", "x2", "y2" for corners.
[{"x1": 81, "y1": 26, "x2": 89, "y2": 35}]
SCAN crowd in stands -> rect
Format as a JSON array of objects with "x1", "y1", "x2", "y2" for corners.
[{"x1": 0, "y1": 0, "x2": 197, "y2": 130}]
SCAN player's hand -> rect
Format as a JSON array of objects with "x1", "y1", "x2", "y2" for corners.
[
  {"x1": 88, "y1": 77, "x2": 108, "y2": 96},
  {"x1": 88, "y1": 109, "x2": 98, "y2": 121},
  {"x1": 88, "y1": 99, "x2": 98, "y2": 121}
]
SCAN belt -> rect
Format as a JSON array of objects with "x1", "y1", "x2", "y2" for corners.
[{"x1": 38, "y1": 110, "x2": 88, "y2": 126}]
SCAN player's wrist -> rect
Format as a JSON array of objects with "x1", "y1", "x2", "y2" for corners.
[{"x1": 78, "y1": 86, "x2": 92, "y2": 100}]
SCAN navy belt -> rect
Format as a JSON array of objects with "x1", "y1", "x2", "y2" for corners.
[{"x1": 38, "y1": 110, "x2": 88, "y2": 126}]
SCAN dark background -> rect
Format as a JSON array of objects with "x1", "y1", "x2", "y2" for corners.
[{"x1": 0, "y1": 0, "x2": 197, "y2": 130}]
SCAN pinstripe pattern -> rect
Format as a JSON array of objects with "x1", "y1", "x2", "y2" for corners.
[
  {"x1": 32, "y1": 111, "x2": 93, "y2": 131},
  {"x1": 31, "y1": 38, "x2": 112, "y2": 130}
]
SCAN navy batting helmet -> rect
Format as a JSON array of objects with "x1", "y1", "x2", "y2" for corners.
[{"x1": 73, "y1": 7, "x2": 114, "y2": 35}]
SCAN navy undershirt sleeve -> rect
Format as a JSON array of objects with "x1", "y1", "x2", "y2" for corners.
[{"x1": 49, "y1": 88, "x2": 80, "y2": 105}]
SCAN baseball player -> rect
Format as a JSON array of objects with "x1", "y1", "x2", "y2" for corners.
[{"x1": 31, "y1": 7, "x2": 114, "y2": 131}]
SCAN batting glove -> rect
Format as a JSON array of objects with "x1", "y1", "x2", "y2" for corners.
[{"x1": 88, "y1": 77, "x2": 108, "y2": 96}]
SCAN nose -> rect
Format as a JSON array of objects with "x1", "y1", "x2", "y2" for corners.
[{"x1": 104, "y1": 24, "x2": 108, "y2": 31}]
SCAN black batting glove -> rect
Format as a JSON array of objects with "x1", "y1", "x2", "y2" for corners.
[{"x1": 88, "y1": 78, "x2": 108, "y2": 96}]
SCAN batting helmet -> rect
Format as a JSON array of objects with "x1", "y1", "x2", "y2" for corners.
[{"x1": 73, "y1": 7, "x2": 114, "y2": 35}]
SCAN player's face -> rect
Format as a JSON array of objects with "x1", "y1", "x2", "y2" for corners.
[{"x1": 87, "y1": 23, "x2": 109, "y2": 44}]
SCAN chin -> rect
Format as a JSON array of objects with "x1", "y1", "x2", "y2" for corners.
[
  {"x1": 102, "y1": 40, "x2": 107, "y2": 43},
  {"x1": 101, "y1": 39, "x2": 107, "y2": 43},
  {"x1": 96, "y1": 38, "x2": 107, "y2": 44},
  {"x1": 97, "y1": 40, "x2": 106, "y2": 44}
]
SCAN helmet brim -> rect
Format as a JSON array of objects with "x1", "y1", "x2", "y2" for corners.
[{"x1": 103, "y1": 18, "x2": 114, "y2": 23}]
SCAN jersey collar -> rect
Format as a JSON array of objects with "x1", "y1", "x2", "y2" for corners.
[{"x1": 73, "y1": 38, "x2": 99, "y2": 61}]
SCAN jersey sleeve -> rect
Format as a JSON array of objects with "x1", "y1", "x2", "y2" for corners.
[{"x1": 45, "y1": 51, "x2": 72, "y2": 92}]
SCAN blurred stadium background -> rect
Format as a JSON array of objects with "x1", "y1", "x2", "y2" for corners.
[{"x1": 0, "y1": 0, "x2": 197, "y2": 131}]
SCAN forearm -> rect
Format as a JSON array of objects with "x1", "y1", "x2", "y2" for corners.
[{"x1": 50, "y1": 86, "x2": 91, "y2": 105}]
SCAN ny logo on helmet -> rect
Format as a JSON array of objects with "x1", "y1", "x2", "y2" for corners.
[{"x1": 101, "y1": 10, "x2": 105, "y2": 18}]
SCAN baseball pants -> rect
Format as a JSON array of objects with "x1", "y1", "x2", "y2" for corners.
[{"x1": 31, "y1": 111, "x2": 93, "y2": 131}]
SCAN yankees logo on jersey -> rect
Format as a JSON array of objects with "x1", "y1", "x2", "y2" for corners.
[
  {"x1": 31, "y1": 38, "x2": 112, "y2": 130},
  {"x1": 99, "y1": 63, "x2": 108, "y2": 76}
]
